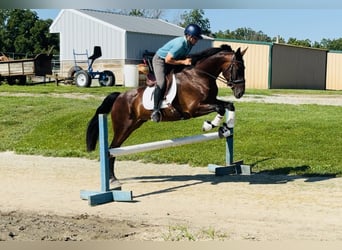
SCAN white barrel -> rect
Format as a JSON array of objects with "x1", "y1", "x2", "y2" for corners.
[{"x1": 123, "y1": 64, "x2": 139, "y2": 87}]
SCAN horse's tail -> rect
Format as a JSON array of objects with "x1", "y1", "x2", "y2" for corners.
[{"x1": 86, "y1": 92, "x2": 121, "y2": 152}]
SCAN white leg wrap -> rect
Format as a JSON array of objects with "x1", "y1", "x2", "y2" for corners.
[
  {"x1": 202, "y1": 121, "x2": 213, "y2": 131},
  {"x1": 218, "y1": 123, "x2": 232, "y2": 138},
  {"x1": 226, "y1": 111, "x2": 235, "y2": 128},
  {"x1": 211, "y1": 114, "x2": 223, "y2": 127}
]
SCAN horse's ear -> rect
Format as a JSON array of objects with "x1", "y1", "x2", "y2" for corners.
[{"x1": 241, "y1": 47, "x2": 248, "y2": 56}]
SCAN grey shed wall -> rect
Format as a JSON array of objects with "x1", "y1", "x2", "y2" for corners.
[{"x1": 271, "y1": 44, "x2": 327, "y2": 90}]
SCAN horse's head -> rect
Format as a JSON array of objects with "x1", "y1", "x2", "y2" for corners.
[
  {"x1": 222, "y1": 47, "x2": 247, "y2": 99},
  {"x1": 190, "y1": 45, "x2": 247, "y2": 99}
]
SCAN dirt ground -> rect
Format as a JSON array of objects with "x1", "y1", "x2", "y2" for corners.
[
  {"x1": 0, "y1": 93, "x2": 341, "y2": 241},
  {"x1": 0, "y1": 151, "x2": 341, "y2": 241}
]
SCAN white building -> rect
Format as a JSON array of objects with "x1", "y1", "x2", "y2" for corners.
[{"x1": 50, "y1": 9, "x2": 213, "y2": 84}]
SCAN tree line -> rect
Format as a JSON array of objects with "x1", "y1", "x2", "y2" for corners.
[
  {"x1": 0, "y1": 9, "x2": 59, "y2": 59},
  {"x1": 1, "y1": 9, "x2": 342, "y2": 59}
]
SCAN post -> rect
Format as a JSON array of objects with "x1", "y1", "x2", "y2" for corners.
[
  {"x1": 225, "y1": 110, "x2": 234, "y2": 166},
  {"x1": 98, "y1": 114, "x2": 110, "y2": 192},
  {"x1": 80, "y1": 114, "x2": 133, "y2": 206},
  {"x1": 208, "y1": 109, "x2": 251, "y2": 176}
]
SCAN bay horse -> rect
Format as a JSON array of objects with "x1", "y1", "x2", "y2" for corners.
[{"x1": 86, "y1": 44, "x2": 247, "y2": 183}]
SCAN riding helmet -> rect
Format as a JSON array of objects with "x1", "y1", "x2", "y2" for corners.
[{"x1": 184, "y1": 24, "x2": 203, "y2": 39}]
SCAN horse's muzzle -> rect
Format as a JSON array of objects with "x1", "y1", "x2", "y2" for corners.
[
  {"x1": 228, "y1": 80, "x2": 245, "y2": 99},
  {"x1": 227, "y1": 79, "x2": 245, "y2": 87}
]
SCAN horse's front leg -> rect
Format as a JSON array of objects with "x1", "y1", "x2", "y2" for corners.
[{"x1": 202, "y1": 101, "x2": 235, "y2": 131}]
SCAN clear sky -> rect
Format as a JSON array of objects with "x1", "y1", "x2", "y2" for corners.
[{"x1": 35, "y1": 9, "x2": 342, "y2": 42}]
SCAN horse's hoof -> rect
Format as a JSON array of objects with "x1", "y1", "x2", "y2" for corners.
[
  {"x1": 110, "y1": 179, "x2": 122, "y2": 190},
  {"x1": 218, "y1": 123, "x2": 232, "y2": 138},
  {"x1": 202, "y1": 120, "x2": 214, "y2": 131}
]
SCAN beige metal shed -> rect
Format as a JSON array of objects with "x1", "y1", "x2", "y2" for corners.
[
  {"x1": 214, "y1": 39, "x2": 342, "y2": 91},
  {"x1": 326, "y1": 51, "x2": 342, "y2": 90},
  {"x1": 213, "y1": 39, "x2": 271, "y2": 89}
]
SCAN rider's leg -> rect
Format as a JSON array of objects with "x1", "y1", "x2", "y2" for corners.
[
  {"x1": 151, "y1": 54, "x2": 166, "y2": 122},
  {"x1": 151, "y1": 85, "x2": 163, "y2": 122}
]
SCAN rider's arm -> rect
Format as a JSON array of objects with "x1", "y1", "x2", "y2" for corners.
[{"x1": 165, "y1": 53, "x2": 191, "y2": 65}]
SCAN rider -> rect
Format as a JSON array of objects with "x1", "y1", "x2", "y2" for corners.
[{"x1": 150, "y1": 23, "x2": 203, "y2": 122}]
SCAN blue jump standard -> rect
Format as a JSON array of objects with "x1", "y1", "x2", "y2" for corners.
[
  {"x1": 80, "y1": 114, "x2": 133, "y2": 206},
  {"x1": 207, "y1": 113, "x2": 252, "y2": 176},
  {"x1": 80, "y1": 110, "x2": 250, "y2": 206}
]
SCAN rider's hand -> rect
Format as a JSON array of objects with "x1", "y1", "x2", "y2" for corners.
[{"x1": 183, "y1": 58, "x2": 192, "y2": 65}]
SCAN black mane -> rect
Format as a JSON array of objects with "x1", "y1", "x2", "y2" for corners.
[{"x1": 190, "y1": 44, "x2": 233, "y2": 65}]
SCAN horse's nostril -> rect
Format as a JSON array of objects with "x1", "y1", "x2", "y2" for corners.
[{"x1": 235, "y1": 90, "x2": 244, "y2": 99}]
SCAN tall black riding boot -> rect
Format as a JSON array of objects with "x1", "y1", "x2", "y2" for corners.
[{"x1": 151, "y1": 85, "x2": 163, "y2": 122}]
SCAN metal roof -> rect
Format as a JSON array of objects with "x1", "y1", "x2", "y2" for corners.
[{"x1": 76, "y1": 9, "x2": 185, "y2": 37}]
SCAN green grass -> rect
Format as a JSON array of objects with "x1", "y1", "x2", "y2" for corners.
[
  {"x1": 236, "y1": 103, "x2": 342, "y2": 176},
  {"x1": 243, "y1": 88, "x2": 342, "y2": 96},
  {"x1": 119, "y1": 103, "x2": 342, "y2": 176},
  {"x1": 1, "y1": 81, "x2": 341, "y2": 97},
  {"x1": 0, "y1": 82, "x2": 341, "y2": 177},
  {"x1": 162, "y1": 224, "x2": 229, "y2": 241},
  {"x1": 0, "y1": 81, "x2": 128, "y2": 96},
  {"x1": 0, "y1": 95, "x2": 96, "y2": 158}
]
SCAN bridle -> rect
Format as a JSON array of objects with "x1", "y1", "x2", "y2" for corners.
[
  {"x1": 195, "y1": 53, "x2": 245, "y2": 88},
  {"x1": 222, "y1": 55, "x2": 245, "y2": 87}
]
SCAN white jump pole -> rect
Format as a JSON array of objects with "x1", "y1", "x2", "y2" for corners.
[{"x1": 109, "y1": 132, "x2": 219, "y2": 157}]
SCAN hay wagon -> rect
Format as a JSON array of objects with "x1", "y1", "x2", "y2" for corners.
[{"x1": 0, "y1": 53, "x2": 53, "y2": 85}]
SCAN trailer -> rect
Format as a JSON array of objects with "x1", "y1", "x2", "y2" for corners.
[{"x1": 0, "y1": 53, "x2": 53, "y2": 85}]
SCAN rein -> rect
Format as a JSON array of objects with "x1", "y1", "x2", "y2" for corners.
[{"x1": 195, "y1": 68, "x2": 226, "y2": 82}]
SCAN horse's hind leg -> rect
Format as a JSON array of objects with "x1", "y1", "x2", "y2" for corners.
[
  {"x1": 108, "y1": 156, "x2": 121, "y2": 187},
  {"x1": 108, "y1": 117, "x2": 146, "y2": 184}
]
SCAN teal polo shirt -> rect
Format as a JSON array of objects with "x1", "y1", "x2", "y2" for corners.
[{"x1": 156, "y1": 36, "x2": 193, "y2": 60}]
